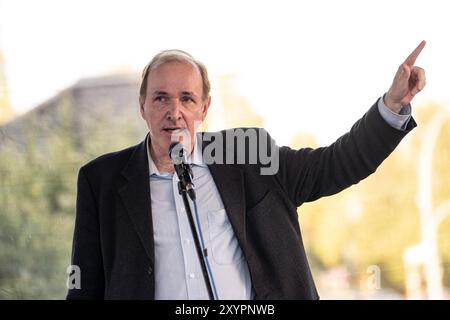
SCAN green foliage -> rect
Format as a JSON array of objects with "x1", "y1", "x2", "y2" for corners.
[
  {"x1": 0, "y1": 101, "x2": 141, "y2": 299},
  {"x1": 0, "y1": 131, "x2": 75, "y2": 298}
]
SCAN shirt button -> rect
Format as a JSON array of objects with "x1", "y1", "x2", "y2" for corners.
[
  {"x1": 185, "y1": 239, "x2": 190, "y2": 245},
  {"x1": 189, "y1": 273, "x2": 195, "y2": 279},
  {"x1": 147, "y1": 267, "x2": 153, "y2": 275}
]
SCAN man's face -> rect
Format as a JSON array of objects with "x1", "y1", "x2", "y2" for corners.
[{"x1": 139, "y1": 60, "x2": 210, "y2": 156}]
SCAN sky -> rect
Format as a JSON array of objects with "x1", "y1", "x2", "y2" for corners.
[{"x1": 0, "y1": 0, "x2": 449, "y2": 145}]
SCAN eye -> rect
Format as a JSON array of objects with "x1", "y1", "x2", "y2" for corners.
[
  {"x1": 153, "y1": 96, "x2": 167, "y2": 102},
  {"x1": 181, "y1": 96, "x2": 195, "y2": 103}
]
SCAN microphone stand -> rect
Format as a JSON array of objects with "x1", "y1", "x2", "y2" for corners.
[{"x1": 174, "y1": 161, "x2": 216, "y2": 300}]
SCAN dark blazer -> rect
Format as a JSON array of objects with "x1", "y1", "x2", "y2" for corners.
[{"x1": 66, "y1": 101, "x2": 416, "y2": 299}]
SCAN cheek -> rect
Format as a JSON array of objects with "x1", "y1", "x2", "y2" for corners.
[
  {"x1": 143, "y1": 110, "x2": 157, "y2": 134},
  {"x1": 184, "y1": 112, "x2": 203, "y2": 131},
  {"x1": 144, "y1": 107, "x2": 162, "y2": 124},
  {"x1": 189, "y1": 108, "x2": 205, "y2": 121}
]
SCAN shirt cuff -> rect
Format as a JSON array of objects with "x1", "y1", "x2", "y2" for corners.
[{"x1": 377, "y1": 96, "x2": 412, "y2": 131}]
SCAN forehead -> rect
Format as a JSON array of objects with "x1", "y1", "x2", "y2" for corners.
[{"x1": 147, "y1": 60, "x2": 203, "y2": 94}]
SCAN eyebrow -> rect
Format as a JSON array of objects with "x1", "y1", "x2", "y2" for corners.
[
  {"x1": 181, "y1": 91, "x2": 198, "y2": 97},
  {"x1": 152, "y1": 91, "x2": 169, "y2": 96},
  {"x1": 152, "y1": 91, "x2": 198, "y2": 97}
]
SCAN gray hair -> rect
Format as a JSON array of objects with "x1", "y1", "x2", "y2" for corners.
[{"x1": 139, "y1": 49, "x2": 211, "y2": 101}]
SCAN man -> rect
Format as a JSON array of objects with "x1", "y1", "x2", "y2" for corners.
[{"x1": 67, "y1": 42, "x2": 426, "y2": 299}]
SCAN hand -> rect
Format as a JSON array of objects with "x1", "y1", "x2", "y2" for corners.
[{"x1": 384, "y1": 41, "x2": 426, "y2": 113}]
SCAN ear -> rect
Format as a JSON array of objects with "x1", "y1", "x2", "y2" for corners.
[
  {"x1": 139, "y1": 96, "x2": 146, "y2": 118},
  {"x1": 201, "y1": 96, "x2": 211, "y2": 121}
]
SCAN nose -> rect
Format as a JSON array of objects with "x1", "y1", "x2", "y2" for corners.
[{"x1": 167, "y1": 98, "x2": 182, "y2": 121}]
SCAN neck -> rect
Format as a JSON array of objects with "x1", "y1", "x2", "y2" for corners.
[{"x1": 150, "y1": 145, "x2": 174, "y2": 173}]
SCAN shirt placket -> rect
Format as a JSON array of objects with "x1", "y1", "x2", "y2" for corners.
[{"x1": 171, "y1": 172, "x2": 208, "y2": 300}]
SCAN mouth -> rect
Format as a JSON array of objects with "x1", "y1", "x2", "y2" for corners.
[
  {"x1": 161, "y1": 127, "x2": 187, "y2": 137},
  {"x1": 162, "y1": 127, "x2": 187, "y2": 135}
]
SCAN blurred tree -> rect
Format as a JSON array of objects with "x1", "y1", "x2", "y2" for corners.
[
  {"x1": 0, "y1": 99, "x2": 141, "y2": 298},
  {"x1": 0, "y1": 119, "x2": 75, "y2": 298}
]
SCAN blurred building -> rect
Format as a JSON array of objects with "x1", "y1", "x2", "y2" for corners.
[
  {"x1": 0, "y1": 73, "x2": 146, "y2": 152},
  {"x1": 0, "y1": 72, "x2": 264, "y2": 152}
]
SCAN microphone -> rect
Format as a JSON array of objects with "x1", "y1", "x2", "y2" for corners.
[{"x1": 169, "y1": 142, "x2": 196, "y2": 201}]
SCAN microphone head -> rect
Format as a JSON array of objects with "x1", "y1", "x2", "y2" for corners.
[{"x1": 168, "y1": 142, "x2": 185, "y2": 165}]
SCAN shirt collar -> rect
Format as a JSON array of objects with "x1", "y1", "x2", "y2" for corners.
[{"x1": 146, "y1": 133, "x2": 206, "y2": 177}]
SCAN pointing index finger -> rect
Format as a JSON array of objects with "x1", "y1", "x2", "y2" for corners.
[{"x1": 404, "y1": 40, "x2": 426, "y2": 66}]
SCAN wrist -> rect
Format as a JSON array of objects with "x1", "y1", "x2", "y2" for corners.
[{"x1": 384, "y1": 92, "x2": 403, "y2": 114}]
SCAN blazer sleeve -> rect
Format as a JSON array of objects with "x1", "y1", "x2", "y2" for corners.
[
  {"x1": 66, "y1": 167, "x2": 105, "y2": 299},
  {"x1": 275, "y1": 99, "x2": 417, "y2": 207}
]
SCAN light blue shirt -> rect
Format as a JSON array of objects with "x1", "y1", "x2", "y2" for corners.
[
  {"x1": 148, "y1": 97, "x2": 411, "y2": 300},
  {"x1": 378, "y1": 96, "x2": 412, "y2": 130},
  {"x1": 148, "y1": 136, "x2": 254, "y2": 300}
]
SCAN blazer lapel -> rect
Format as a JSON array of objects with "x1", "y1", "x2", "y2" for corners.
[
  {"x1": 206, "y1": 154, "x2": 247, "y2": 252},
  {"x1": 118, "y1": 136, "x2": 155, "y2": 265}
]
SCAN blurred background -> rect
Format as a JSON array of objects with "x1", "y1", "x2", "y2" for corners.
[{"x1": 0, "y1": 0, "x2": 449, "y2": 299}]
